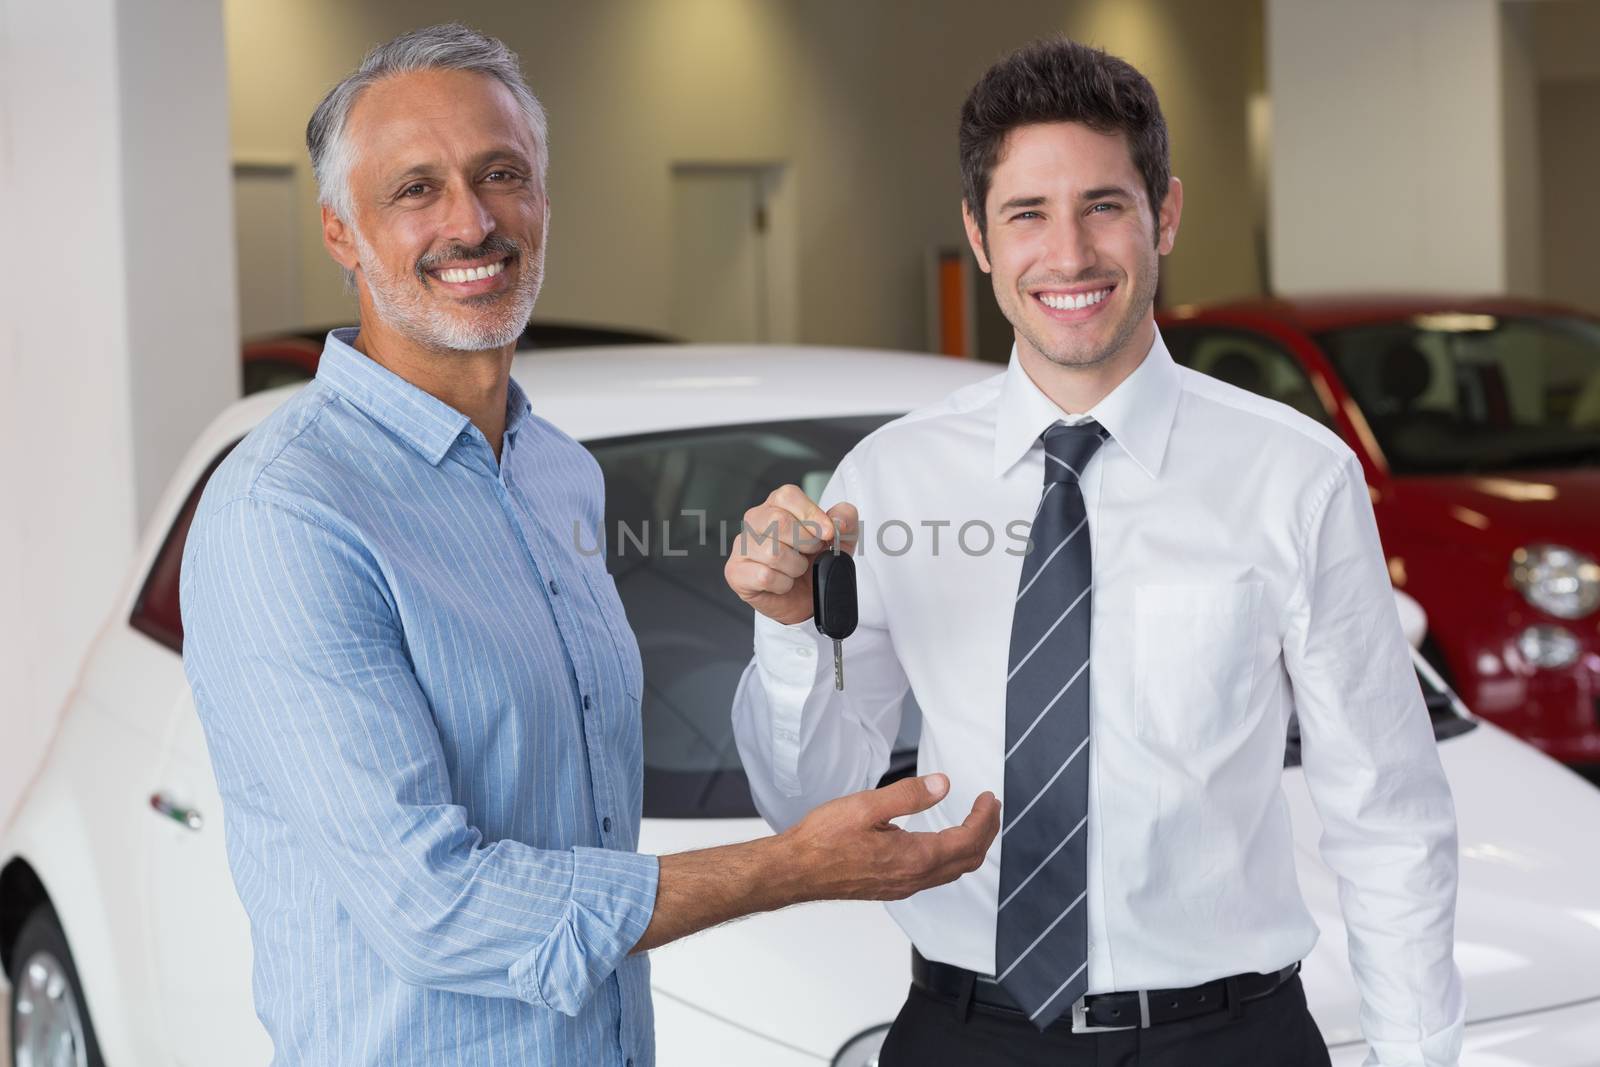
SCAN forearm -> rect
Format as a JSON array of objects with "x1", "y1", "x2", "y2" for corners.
[
  {"x1": 632, "y1": 773, "x2": 999, "y2": 956},
  {"x1": 630, "y1": 834, "x2": 805, "y2": 954}
]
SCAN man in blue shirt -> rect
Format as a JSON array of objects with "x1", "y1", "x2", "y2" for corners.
[{"x1": 179, "y1": 23, "x2": 1000, "y2": 1067}]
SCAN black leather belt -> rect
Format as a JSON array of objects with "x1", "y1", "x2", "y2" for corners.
[{"x1": 911, "y1": 950, "x2": 1302, "y2": 1033}]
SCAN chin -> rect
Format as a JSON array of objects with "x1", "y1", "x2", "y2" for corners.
[{"x1": 1039, "y1": 345, "x2": 1119, "y2": 370}]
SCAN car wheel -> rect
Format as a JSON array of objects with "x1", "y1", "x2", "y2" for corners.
[{"x1": 8, "y1": 905, "x2": 105, "y2": 1067}]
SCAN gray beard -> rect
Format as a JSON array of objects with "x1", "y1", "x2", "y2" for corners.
[{"x1": 354, "y1": 229, "x2": 543, "y2": 352}]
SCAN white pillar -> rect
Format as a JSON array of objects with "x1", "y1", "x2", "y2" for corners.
[
  {"x1": 0, "y1": 0, "x2": 237, "y2": 823},
  {"x1": 1267, "y1": 0, "x2": 1525, "y2": 296}
]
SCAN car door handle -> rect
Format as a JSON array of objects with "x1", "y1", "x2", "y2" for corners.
[{"x1": 149, "y1": 792, "x2": 204, "y2": 831}]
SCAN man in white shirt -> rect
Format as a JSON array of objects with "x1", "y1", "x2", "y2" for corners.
[{"x1": 725, "y1": 36, "x2": 1464, "y2": 1067}]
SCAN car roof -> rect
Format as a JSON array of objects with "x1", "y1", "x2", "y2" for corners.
[
  {"x1": 1161, "y1": 293, "x2": 1597, "y2": 334},
  {"x1": 205, "y1": 343, "x2": 1000, "y2": 459}
]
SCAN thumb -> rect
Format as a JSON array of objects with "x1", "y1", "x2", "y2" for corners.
[
  {"x1": 866, "y1": 773, "x2": 949, "y2": 822},
  {"x1": 827, "y1": 501, "x2": 861, "y2": 555}
]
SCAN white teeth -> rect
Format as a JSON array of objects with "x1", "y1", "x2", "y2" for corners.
[
  {"x1": 1038, "y1": 288, "x2": 1110, "y2": 311},
  {"x1": 437, "y1": 260, "x2": 506, "y2": 283}
]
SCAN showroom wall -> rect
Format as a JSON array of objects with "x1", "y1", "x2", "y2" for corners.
[
  {"x1": 0, "y1": 0, "x2": 237, "y2": 824},
  {"x1": 1268, "y1": 0, "x2": 1517, "y2": 296},
  {"x1": 1267, "y1": 0, "x2": 1598, "y2": 307},
  {"x1": 1531, "y1": 0, "x2": 1600, "y2": 315},
  {"x1": 223, "y1": 0, "x2": 1266, "y2": 354}
]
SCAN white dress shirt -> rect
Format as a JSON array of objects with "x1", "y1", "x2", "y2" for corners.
[{"x1": 732, "y1": 332, "x2": 1465, "y2": 1065}]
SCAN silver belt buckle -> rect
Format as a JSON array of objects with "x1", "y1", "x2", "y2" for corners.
[{"x1": 1069, "y1": 992, "x2": 1144, "y2": 1033}]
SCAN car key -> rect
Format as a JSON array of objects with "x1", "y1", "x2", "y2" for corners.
[{"x1": 812, "y1": 549, "x2": 858, "y2": 690}]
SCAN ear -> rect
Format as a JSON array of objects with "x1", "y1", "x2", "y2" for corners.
[
  {"x1": 321, "y1": 203, "x2": 360, "y2": 274},
  {"x1": 1156, "y1": 176, "x2": 1183, "y2": 255},
  {"x1": 961, "y1": 199, "x2": 992, "y2": 274}
]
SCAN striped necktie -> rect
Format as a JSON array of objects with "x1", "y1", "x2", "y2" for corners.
[{"x1": 995, "y1": 419, "x2": 1108, "y2": 1030}]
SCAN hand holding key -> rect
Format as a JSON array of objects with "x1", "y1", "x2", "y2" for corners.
[{"x1": 725, "y1": 484, "x2": 858, "y2": 627}]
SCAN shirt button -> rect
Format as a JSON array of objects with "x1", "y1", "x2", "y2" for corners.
[
  {"x1": 548, "y1": 578, "x2": 559, "y2": 596},
  {"x1": 582, "y1": 695, "x2": 592, "y2": 710},
  {"x1": 457, "y1": 431, "x2": 471, "y2": 444},
  {"x1": 603, "y1": 817, "x2": 612, "y2": 832},
  {"x1": 796, "y1": 646, "x2": 812, "y2": 658}
]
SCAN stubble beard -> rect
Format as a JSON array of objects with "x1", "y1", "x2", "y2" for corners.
[
  {"x1": 354, "y1": 228, "x2": 544, "y2": 353},
  {"x1": 1009, "y1": 247, "x2": 1159, "y2": 371}
]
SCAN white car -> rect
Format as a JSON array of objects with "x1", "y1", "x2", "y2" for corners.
[{"x1": 4, "y1": 345, "x2": 1600, "y2": 1067}]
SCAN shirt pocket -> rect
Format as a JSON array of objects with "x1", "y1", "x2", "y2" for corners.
[{"x1": 1133, "y1": 581, "x2": 1263, "y2": 748}]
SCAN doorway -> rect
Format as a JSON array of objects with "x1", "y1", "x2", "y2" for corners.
[
  {"x1": 232, "y1": 161, "x2": 302, "y2": 339},
  {"x1": 669, "y1": 164, "x2": 795, "y2": 344}
]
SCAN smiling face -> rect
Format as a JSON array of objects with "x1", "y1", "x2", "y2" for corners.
[
  {"x1": 325, "y1": 67, "x2": 548, "y2": 353},
  {"x1": 963, "y1": 121, "x2": 1180, "y2": 375}
]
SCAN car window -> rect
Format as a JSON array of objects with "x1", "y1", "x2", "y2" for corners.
[
  {"x1": 1164, "y1": 326, "x2": 1335, "y2": 428},
  {"x1": 129, "y1": 441, "x2": 240, "y2": 653},
  {"x1": 1317, "y1": 315, "x2": 1600, "y2": 474},
  {"x1": 589, "y1": 415, "x2": 924, "y2": 819}
]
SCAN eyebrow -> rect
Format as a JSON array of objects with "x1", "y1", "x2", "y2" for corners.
[
  {"x1": 1080, "y1": 185, "x2": 1136, "y2": 202},
  {"x1": 995, "y1": 186, "x2": 1137, "y2": 214},
  {"x1": 996, "y1": 195, "x2": 1047, "y2": 214},
  {"x1": 382, "y1": 146, "x2": 534, "y2": 188}
]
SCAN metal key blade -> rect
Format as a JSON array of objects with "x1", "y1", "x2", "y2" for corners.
[{"x1": 833, "y1": 638, "x2": 844, "y2": 691}]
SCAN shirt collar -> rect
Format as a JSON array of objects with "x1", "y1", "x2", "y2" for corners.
[
  {"x1": 991, "y1": 328, "x2": 1181, "y2": 480},
  {"x1": 316, "y1": 328, "x2": 531, "y2": 466}
]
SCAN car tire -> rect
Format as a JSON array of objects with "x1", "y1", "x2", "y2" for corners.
[{"x1": 8, "y1": 904, "x2": 106, "y2": 1067}]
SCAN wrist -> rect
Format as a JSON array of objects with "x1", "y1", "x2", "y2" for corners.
[{"x1": 754, "y1": 829, "x2": 819, "y2": 910}]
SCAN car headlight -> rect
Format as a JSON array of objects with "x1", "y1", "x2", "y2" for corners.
[
  {"x1": 1510, "y1": 543, "x2": 1600, "y2": 619},
  {"x1": 833, "y1": 1023, "x2": 891, "y2": 1067},
  {"x1": 1516, "y1": 625, "x2": 1581, "y2": 670}
]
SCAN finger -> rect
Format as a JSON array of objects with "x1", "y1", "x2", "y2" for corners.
[
  {"x1": 732, "y1": 523, "x2": 812, "y2": 579},
  {"x1": 739, "y1": 506, "x2": 832, "y2": 557},
  {"x1": 827, "y1": 502, "x2": 861, "y2": 555},
  {"x1": 962, "y1": 791, "x2": 1002, "y2": 845},
  {"x1": 726, "y1": 557, "x2": 797, "y2": 599},
  {"x1": 931, "y1": 792, "x2": 1001, "y2": 869},
  {"x1": 860, "y1": 773, "x2": 949, "y2": 823},
  {"x1": 766, "y1": 543, "x2": 811, "y2": 580},
  {"x1": 768, "y1": 484, "x2": 835, "y2": 542}
]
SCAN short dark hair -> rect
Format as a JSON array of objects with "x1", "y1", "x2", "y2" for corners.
[{"x1": 959, "y1": 37, "x2": 1170, "y2": 239}]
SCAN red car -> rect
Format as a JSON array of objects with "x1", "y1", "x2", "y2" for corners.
[{"x1": 1159, "y1": 295, "x2": 1600, "y2": 768}]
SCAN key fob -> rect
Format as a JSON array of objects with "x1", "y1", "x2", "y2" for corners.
[{"x1": 812, "y1": 551, "x2": 858, "y2": 640}]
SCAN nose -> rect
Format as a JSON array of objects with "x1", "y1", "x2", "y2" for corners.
[
  {"x1": 439, "y1": 180, "x2": 496, "y2": 248},
  {"x1": 1040, "y1": 214, "x2": 1096, "y2": 279}
]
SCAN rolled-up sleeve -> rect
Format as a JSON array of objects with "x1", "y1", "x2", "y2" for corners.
[
  {"x1": 1283, "y1": 453, "x2": 1465, "y2": 1067},
  {"x1": 180, "y1": 494, "x2": 658, "y2": 1015}
]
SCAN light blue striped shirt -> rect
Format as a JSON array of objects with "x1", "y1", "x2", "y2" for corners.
[{"x1": 180, "y1": 329, "x2": 659, "y2": 1067}]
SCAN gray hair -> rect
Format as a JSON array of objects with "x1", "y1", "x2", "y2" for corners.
[{"x1": 306, "y1": 23, "x2": 549, "y2": 223}]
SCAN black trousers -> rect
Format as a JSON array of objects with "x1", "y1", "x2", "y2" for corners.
[{"x1": 877, "y1": 974, "x2": 1333, "y2": 1067}]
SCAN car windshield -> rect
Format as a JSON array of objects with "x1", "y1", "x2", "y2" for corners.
[
  {"x1": 1317, "y1": 314, "x2": 1600, "y2": 475},
  {"x1": 588, "y1": 415, "x2": 923, "y2": 820},
  {"x1": 592, "y1": 416, "x2": 1474, "y2": 820}
]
